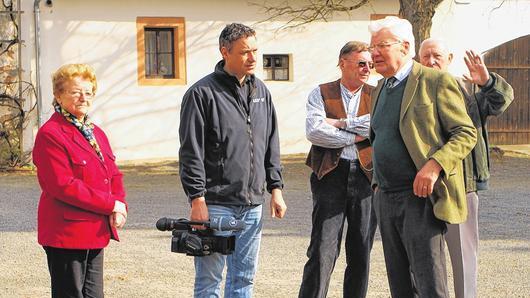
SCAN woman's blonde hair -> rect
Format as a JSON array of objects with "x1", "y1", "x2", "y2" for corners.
[{"x1": 52, "y1": 63, "x2": 97, "y2": 103}]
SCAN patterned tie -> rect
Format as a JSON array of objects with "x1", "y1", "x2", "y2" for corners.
[{"x1": 386, "y1": 76, "x2": 397, "y2": 89}]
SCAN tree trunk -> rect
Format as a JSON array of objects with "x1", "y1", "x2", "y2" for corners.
[{"x1": 399, "y1": 0, "x2": 444, "y2": 59}]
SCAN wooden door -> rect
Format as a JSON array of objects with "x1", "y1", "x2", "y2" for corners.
[{"x1": 484, "y1": 34, "x2": 530, "y2": 145}]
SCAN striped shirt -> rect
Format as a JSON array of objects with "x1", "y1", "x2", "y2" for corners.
[{"x1": 305, "y1": 83, "x2": 370, "y2": 160}]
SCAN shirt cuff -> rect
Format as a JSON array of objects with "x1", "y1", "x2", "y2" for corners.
[{"x1": 479, "y1": 75, "x2": 494, "y2": 90}]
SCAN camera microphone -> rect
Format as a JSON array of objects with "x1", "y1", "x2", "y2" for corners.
[
  {"x1": 156, "y1": 216, "x2": 245, "y2": 232},
  {"x1": 156, "y1": 217, "x2": 185, "y2": 231},
  {"x1": 209, "y1": 216, "x2": 246, "y2": 231}
]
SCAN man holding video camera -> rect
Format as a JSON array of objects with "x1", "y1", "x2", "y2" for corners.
[{"x1": 179, "y1": 23, "x2": 287, "y2": 297}]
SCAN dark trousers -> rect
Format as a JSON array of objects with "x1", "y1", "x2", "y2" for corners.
[
  {"x1": 299, "y1": 159, "x2": 376, "y2": 298},
  {"x1": 44, "y1": 246, "x2": 104, "y2": 298},
  {"x1": 373, "y1": 189, "x2": 449, "y2": 298}
]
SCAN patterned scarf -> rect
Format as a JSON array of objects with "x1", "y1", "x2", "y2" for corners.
[{"x1": 54, "y1": 103, "x2": 105, "y2": 161}]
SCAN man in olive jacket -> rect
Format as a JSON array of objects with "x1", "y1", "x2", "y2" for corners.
[{"x1": 368, "y1": 17, "x2": 477, "y2": 298}]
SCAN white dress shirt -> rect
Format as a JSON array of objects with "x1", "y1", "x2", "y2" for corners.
[{"x1": 306, "y1": 83, "x2": 370, "y2": 160}]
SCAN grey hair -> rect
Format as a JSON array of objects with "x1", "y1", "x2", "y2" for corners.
[
  {"x1": 420, "y1": 38, "x2": 452, "y2": 56},
  {"x1": 368, "y1": 16, "x2": 416, "y2": 58},
  {"x1": 219, "y1": 23, "x2": 256, "y2": 51},
  {"x1": 337, "y1": 41, "x2": 370, "y2": 66}
]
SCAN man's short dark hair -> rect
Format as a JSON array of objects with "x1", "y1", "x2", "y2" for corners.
[
  {"x1": 219, "y1": 23, "x2": 256, "y2": 51},
  {"x1": 337, "y1": 41, "x2": 369, "y2": 66}
]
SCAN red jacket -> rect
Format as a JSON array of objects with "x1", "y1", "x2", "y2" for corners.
[{"x1": 33, "y1": 112, "x2": 127, "y2": 249}]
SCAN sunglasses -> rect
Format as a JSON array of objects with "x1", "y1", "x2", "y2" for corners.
[{"x1": 357, "y1": 61, "x2": 374, "y2": 69}]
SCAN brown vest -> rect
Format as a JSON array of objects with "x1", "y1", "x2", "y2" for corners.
[{"x1": 305, "y1": 79, "x2": 373, "y2": 181}]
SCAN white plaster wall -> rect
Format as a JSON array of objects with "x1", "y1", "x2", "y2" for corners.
[
  {"x1": 25, "y1": 0, "x2": 391, "y2": 161},
  {"x1": 431, "y1": 0, "x2": 530, "y2": 77},
  {"x1": 21, "y1": 0, "x2": 529, "y2": 162}
]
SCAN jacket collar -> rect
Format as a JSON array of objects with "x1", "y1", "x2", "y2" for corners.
[
  {"x1": 399, "y1": 61, "x2": 422, "y2": 119},
  {"x1": 214, "y1": 60, "x2": 256, "y2": 89},
  {"x1": 371, "y1": 61, "x2": 422, "y2": 120},
  {"x1": 52, "y1": 112, "x2": 103, "y2": 161}
]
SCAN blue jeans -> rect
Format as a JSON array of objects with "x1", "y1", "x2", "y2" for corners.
[{"x1": 194, "y1": 204, "x2": 263, "y2": 298}]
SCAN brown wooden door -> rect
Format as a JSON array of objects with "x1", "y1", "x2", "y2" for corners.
[{"x1": 484, "y1": 34, "x2": 530, "y2": 145}]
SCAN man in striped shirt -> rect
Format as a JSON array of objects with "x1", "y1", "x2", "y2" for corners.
[{"x1": 299, "y1": 41, "x2": 377, "y2": 298}]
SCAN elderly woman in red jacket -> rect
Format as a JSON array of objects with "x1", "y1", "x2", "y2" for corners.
[{"x1": 33, "y1": 63, "x2": 127, "y2": 298}]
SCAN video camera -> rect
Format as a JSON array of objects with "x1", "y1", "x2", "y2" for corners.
[{"x1": 156, "y1": 217, "x2": 245, "y2": 256}]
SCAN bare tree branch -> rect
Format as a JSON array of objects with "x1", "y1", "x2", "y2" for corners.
[
  {"x1": 251, "y1": 0, "x2": 444, "y2": 56},
  {"x1": 492, "y1": 0, "x2": 507, "y2": 12},
  {"x1": 251, "y1": 0, "x2": 370, "y2": 30},
  {"x1": 1, "y1": 0, "x2": 35, "y2": 169}
]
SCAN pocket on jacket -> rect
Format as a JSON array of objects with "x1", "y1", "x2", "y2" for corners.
[
  {"x1": 413, "y1": 102, "x2": 434, "y2": 112},
  {"x1": 63, "y1": 208, "x2": 99, "y2": 221},
  {"x1": 413, "y1": 103, "x2": 437, "y2": 143},
  {"x1": 413, "y1": 103, "x2": 435, "y2": 124},
  {"x1": 70, "y1": 158, "x2": 87, "y2": 179},
  {"x1": 105, "y1": 152, "x2": 119, "y2": 175},
  {"x1": 208, "y1": 142, "x2": 225, "y2": 184}
]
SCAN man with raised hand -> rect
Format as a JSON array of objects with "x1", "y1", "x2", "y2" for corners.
[{"x1": 419, "y1": 38, "x2": 514, "y2": 298}]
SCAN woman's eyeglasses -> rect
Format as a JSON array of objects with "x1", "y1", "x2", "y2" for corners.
[{"x1": 66, "y1": 90, "x2": 94, "y2": 99}]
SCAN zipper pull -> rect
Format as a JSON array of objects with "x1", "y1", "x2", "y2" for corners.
[{"x1": 247, "y1": 116, "x2": 251, "y2": 124}]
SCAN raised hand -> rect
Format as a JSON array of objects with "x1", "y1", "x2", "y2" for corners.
[{"x1": 462, "y1": 50, "x2": 490, "y2": 86}]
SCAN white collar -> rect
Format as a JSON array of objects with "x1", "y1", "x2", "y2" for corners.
[{"x1": 392, "y1": 59, "x2": 413, "y2": 83}]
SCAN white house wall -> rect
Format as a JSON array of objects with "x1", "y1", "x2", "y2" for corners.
[
  {"x1": 20, "y1": 0, "x2": 530, "y2": 162},
  {"x1": 431, "y1": 0, "x2": 530, "y2": 76}
]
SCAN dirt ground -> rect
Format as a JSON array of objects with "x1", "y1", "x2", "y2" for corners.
[{"x1": 0, "y1": 155, "x2": 529, "y2": 297}]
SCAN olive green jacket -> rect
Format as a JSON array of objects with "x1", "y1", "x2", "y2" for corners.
[
  {"x1": 457, "y1": 73, "x2": 514, "y2": 192},
  {"x1": 370, "y1": 61, "x2": 477, "y2": 224}
]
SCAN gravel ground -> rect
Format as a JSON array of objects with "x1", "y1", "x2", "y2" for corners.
[{"x1": 0, "y1": 155, "x2": 529, "y2": 297}]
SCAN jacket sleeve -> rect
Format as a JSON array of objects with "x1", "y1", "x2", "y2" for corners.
[
  {"x1": 33, "y1": 130, "x2": 116, "y2": 215},
  {"x1": 179, "y1": 89, "x2": 207, "y2": 200},
  {"x1": 430, "y1": 73, "x2": 477, "y2": 176},
  {"x1": 369, "y1": 127, "x2": 380, "y2": 189},
  {"x1": 369, "y1": 83, "x2": 381, "y2": 189},
  {"x1": 475, "y1": 72, "x2": 514, "y2": 119},
  {"x1": 305, "y1": 87, "x2": 358, "y2": 147},
  {"x1": 265, "y1": 91, "x2": 283, "y2": 192}
]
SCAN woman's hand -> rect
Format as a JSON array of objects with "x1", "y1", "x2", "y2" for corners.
[
  {"x1": 111, "y1": 200, "x2": 127, "y2": 228},
  {"x1": 109, "y1": 212, "x2": 127, "y2": 228}
]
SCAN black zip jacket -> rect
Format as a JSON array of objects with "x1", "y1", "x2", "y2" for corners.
[{"x1": 179, "y1": 60, "x2": 283, "y2": 206}]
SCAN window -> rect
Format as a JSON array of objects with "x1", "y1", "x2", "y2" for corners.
[
  {"x1": 136, "y1": 17, "x2": 186, "y2": 85},
  {"x1": 145, "y1": 28, "x2": 175, "y2": 78},
  {"x1": 263, "y1": 54, "x2": 290, "y2": 81}
]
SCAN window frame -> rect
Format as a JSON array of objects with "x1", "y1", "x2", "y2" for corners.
[
  {"x1": 263, "y1": 54, "x2": 291, "y2": 81},
  {"x1": 136, "y1": 17, "x2": 186, "y2": 86},
  {"x1": 144, "y1": 28, "x2": 175, "y2": 79}
]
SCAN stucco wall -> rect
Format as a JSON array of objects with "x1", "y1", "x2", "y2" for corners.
[
  {"x1": 20, "y1": 0, "x2": 530, "y2": 162},
  {"x1": 431, "y1": 0, "x2": 530, "y2": 76}
]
